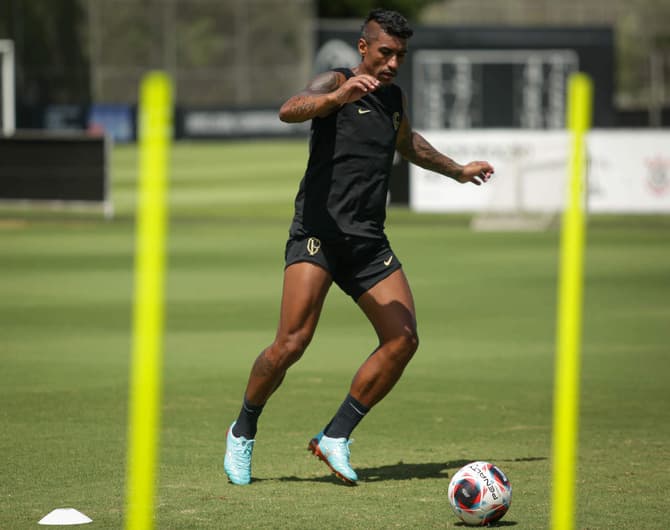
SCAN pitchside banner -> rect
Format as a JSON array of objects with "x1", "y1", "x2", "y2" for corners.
[
  {"x1": 587, "y1": 132, "x2": 670, "y2": 212},
  {"x1": 410, "y1": 130, "x2": 670, "y2": 214}
]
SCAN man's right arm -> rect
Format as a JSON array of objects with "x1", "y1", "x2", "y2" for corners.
[
  {"x1": 278, "y1": 71, "x2": 344, "y2": 123},
  {"x1": 279, "y1": 71, "x2": 381, "y2": 123}
]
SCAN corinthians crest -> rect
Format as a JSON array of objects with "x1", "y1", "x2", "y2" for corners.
[
  {"x1": 645, "y1": 156, "x2": 670, "y2": 195},
  {"x1": 306, "y1": 237, "x2": 321, "y2": 256}
]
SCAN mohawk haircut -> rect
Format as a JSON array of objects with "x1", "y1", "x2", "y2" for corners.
[{"x1": 361, "y1": 8, "x2": 414, "y2": 41}]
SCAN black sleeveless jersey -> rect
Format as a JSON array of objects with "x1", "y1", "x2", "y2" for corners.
[{"x1": 289, "y1": 68, "x2": 404, "y2": 240}]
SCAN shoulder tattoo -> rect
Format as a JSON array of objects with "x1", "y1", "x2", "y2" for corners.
[{"x1": 306, "y1": 70, "x2": 343, "y2": 94}]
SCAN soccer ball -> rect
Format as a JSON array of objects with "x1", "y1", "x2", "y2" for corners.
[{"x1": 447, "y1": 461, "x2": 512, "y2": 526}]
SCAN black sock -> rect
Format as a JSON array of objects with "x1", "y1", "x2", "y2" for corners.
[
  {"x1": 232, "y1": 398, "x2": 264, "y2": 439},
  {"x1": 323, "y1": 394, "x2": 370, "y2": 439}
]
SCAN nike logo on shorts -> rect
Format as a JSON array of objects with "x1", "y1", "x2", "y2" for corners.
[
  {"x1": 384, "y1": 256, "x2": 393, "y2": 266},
  {"x1": 358, "y1": 108, "x2": 372, "y2": 115}
]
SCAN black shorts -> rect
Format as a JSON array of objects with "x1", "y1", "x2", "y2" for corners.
[{"x1": 284, "y1": 235, "x2": 403, "y2": 301}]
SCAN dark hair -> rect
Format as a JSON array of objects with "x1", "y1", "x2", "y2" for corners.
[{"x1": 362, "y1": 8, "x2": 414, "y2": 41}]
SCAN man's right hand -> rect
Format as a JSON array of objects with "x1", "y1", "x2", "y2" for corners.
[{"x1": 333, "y1": 74, "x2": 381, "y2": 106}]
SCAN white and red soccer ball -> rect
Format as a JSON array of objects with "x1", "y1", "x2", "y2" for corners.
[{"x1": 447, "y1": 461, "x2": 512, "y2": 526}]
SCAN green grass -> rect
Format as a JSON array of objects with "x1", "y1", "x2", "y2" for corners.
[{"x1": 1, "y1": 140, "x2": 669, "y2": 528}]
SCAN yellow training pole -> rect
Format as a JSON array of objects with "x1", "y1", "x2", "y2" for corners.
[
  {"x1": 124, "y1": 71, "x2": 172, "y2": 530},
  {"x1": 550, "y1": 72, "x2": 593, "y2": 530}
]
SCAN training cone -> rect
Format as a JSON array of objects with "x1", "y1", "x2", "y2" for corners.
[{"x1": 38, "y1": 508, "x2": 92, "y2": 525}]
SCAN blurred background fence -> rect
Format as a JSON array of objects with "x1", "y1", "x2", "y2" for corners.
[{"x1": 87, "y1": 0, "x2": 314, "y2": 107}]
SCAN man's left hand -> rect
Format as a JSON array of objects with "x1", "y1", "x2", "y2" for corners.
[{"x1": 458, "y1": 161, "x2": 495, "y2": 185}]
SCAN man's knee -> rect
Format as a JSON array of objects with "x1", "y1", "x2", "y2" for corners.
[
  {"x1": 267, "y1": 332, "x2": 311, "y2": 370},
  {"x1": 401, "y1": 328, "x2": 419, "y2": 357},
  {"x1": 385, "y1": 328, "x2": 419, "y2": 364}
]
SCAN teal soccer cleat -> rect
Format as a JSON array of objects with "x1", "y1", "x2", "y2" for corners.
[
  {"x1": 224, "y1": 422, "x2": 255, "y2": 485},
  {"x1": 308, "y1": 431, "x2": 358, "y2": 484}
]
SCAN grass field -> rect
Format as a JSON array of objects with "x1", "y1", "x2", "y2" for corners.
[{"x1": 1, "y1": 139, "x2": 669, "y2": 529}]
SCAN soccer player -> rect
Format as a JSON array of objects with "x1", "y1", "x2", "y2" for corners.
[{"x1": 224, "y1": 8, "x2": 494, "y2": 485}]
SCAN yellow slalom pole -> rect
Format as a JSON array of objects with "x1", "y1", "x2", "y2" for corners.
[
  {"x1": 124, "y1": 71, "x2": 172, "y2": 530},
  {"x1": 551, "y1": 72, "x2": 593, "y2": 530}
]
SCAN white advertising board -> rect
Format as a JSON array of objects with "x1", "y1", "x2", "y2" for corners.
[
  {"x1": 409, "y1": 130, "x2": 670, "y2": 213},
  {"x1": 587, "y1": 131, "x2": 670, "y2": 213}
]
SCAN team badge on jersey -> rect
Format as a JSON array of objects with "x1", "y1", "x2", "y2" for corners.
[
  {"x1": 393, "y1": 112, "x2": 401, "y2": 130},
  {"x1": 306, "y1": 237, "x2": 321, "y2": 256}
]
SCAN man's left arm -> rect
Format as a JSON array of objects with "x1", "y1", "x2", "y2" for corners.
[{"x1": 395, "y1": 95, "x2": 494, "y2": 186}]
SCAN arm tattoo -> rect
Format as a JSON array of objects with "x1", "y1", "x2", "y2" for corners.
[
  {"x1": 279, "y1": 71, "x2": 343, "y2": 122},
  {"x1": 307, "y1": 71, "x2": 342, "y2": 94},
  {"x1": 403, "y1": 131, "x2": 463, "y2": 179},
  {"x1": 288, "y1": 96, "x2": 317, "y2": 116}
]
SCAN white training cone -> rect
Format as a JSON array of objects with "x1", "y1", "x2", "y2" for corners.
[{"x1": 38, "y1": 508, "x2": 92, "y2": 525}]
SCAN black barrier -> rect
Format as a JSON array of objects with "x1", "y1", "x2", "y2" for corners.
[{"x1": 0, "y1": 133, "x2": 111, "y2": 216}]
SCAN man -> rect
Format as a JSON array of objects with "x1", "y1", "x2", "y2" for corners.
[{"x1": 224, "y1": 8, "x2": 494, "y2": 486}]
